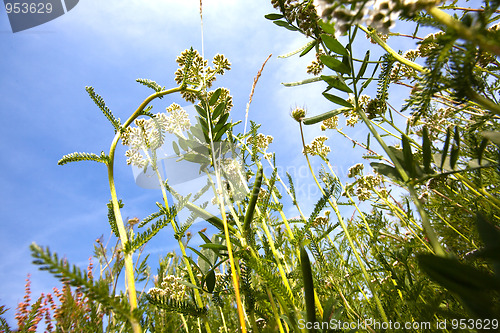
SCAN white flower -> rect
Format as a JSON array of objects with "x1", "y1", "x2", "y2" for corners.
[{"x1": 303, "y1": 136, "x2": 331, "y2": 158}]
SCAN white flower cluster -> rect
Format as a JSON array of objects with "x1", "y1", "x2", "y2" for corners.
[
  {"x1": 315, "y1": 0, "x2": 442, "y2": 36},
  {"x1": 355, "y1": 173, "x2": 385, "y2": 201},
  {"x1": 303, "y1": 136, "x2": 331, "y2": 158},
  {"x1": 122, "y1": 103, "x2": 190, "y2": 168},
  {"x1": 148, "y1": 274, "x2": 187, "y2": 301},
  {"x1": 248, "y1": 133, "x2": 274, "y2": 150},
  {"x1": 321, "y1": 115, "x2": 339, "y2": 131},
  {"x1": 347, "y1": 163, "x2": 364, "y2": 178},
  {"x1": 345, "y1": 94, "x2": 371, "y2": 127}
]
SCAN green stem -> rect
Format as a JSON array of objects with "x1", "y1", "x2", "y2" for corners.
[
  {"x1": 299, "y1": 122, "x2": 389, "y2": 323},
  {"x1": 357, "y1": 25, "x2": 426, "y2": 73},
  {"x1": 107, "y1": 86, "x2": 198, "y2": 333},
  {"x1": 427, "y1": 6, "x2": 500, "y2": 56}
]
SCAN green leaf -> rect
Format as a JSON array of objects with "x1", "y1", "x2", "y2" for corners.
[
  {"x1": 320, "y1": 34, "x2": 348, "y2": 56},
  {"x1": 178, "y1": 137, "x2": 189, "y2": 151},
  {"x1": 244, "y1": 166, "x2": 263, "y2": 239},
  {"x1": 212, "y1": 102, "x2": 226, "y2": 119},
  {"x1": 370, "y1": 162, "x2": 402, "y2": 182},
  {"x1": 300, "y1": 40, "x2": 317, "y2": 57},
  {"x1": 282, "y1": 77, "x2": 322, "y2": 87},
  {"x1": 303, "y1": 107, "x2": 351, "y2": 125},
  {"x1": 200, "y1": 243, "x2": 228, "y2": 251},
  {"x1": 476, "y1": 214, "x2": 500, "y2": 275},
  {"x1": 321, "y1": 75, "x2": 352, "y2": 93},
  {"x1": 320, "y1": 55, "x2": 350, "y2": 74},
  {"x1": 213, "y1": 123, "x2": 232, "y2": 142},
  {"x1": 482, "y1": 131, "x2": 500, "y2": 146},
  {"x1": 182, "y1": 152, "x2": 210, "y2": 164},
  {"x1": 322, "y1": 93, "x2": 353, "y2": 108},
  {"x1": 188, "y1": 246, "x2": 213, "y2": 272},
  {"x1": 449, "y1": 126, "x2": 460, "y2": 169},
  {"x1": 401, "y1": 134, "x2": 416, "y2": 178},
  {"x1": 176, "y1": 279, "x2": 203, "y2": 291},
  {"x1": 205, "y1": 270, "x2": 216, "y2": 293},
  {"x1": 273, "y1": 20, "x2": 300, "y2": 31},
  {"x1": 478, "y1": 138, "x2": 488, "y2": 165},
  {"x1": 214, "y1": 113, "x2": 230, "y2": 132},
  {"x1": 422, "y1": 126, "x2": 432, "y2": 174},
  {"x1": 317, "y1": 20, "x2": 335, "y2": 35},
  {"x1": 172, "y1": 141, "x2": 180, "y2": 156},
  {"x1": 440, "y1": 126, "x2": 452, "y2": 171},
  {"x1": 264, "y1": 13, "x2": 284, "y2": 20},
  {"x1": 194, "y1": 104, "x2": 207, "y2": 119},
  {"x1": 356, "y1": 50, "x2": 370, "y2": 80},
  {"x1": 418, "y1": 254, "x2": 500, "y2": 318},
  {"x1": 209, "y1": 88, "x2": 222, "y2": 106},
  {"x1": 300, "y1": 246, "x2": 316, "y2": 330}
]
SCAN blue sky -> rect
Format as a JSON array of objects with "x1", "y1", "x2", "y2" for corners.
[{"x1": 0, "y1": 0, "x2": 420, "y2": 326}]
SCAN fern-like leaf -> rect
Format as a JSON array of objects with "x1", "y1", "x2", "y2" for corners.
[
  {"x1": 30, "y1": 243, "x2": 133, "y2": 321},
  {"x1": 125, "y1": 206, "x2": 177, "y2": 253},
  {"x1": 58, "y1": 151, "x2": 108, "y2": 166},
  {"x1": 85, "y1": 86, "x2": 121, "y2": 132},
  {"x1": 136, "y1": 78, "x2": 164, "y2": 94},
  {"x1": 146, "y1": 293, "x2": 206, "y2": 317},
  {"x1": 107, "y1": 199, "x2": 123, "y2": 237}
]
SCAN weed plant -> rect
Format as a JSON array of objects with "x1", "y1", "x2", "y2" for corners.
[{"x1": 2, "y1": 0, "x2": 500, "y2": 332}]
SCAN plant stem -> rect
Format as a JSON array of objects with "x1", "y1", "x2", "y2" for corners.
[{"x1": 427, "y1": 6, "x2": 500, "y2": 56}]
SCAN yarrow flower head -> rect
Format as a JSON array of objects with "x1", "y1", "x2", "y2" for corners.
[
  {"x1": 122, "y1": 104, "x2": 191, "y2": 168},
  {"x1": 248, "y1": 133, "x2": 274, "y2": 150},
  {"x1": 348, "y1": 163, "x2": 364, "y2": 178},
  {"x1": 321, "y1": 115, "x2": 338, "y2": 130},
  {"x1": 174, "y1": 48, "x2": 231, "y2": 103},
  {"x1": 303, "y1": 136, "x2": 331, "y2": 158},
  {"x1": 148, "y1": 274, "x2": 187, "y2": 301}
]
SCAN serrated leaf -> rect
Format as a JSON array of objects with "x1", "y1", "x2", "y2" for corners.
[
  {"x1": 322, "y1": 93, "x2": 353, "y2": 108},
  {"x1": 209, "y1": 88, "x2": 222, "y2": 106},
  {"x1": 422, "y1": 126, "x2": 432, "y2": 174},
  {"x1": 321, "y1": 75, "x2": 352, "y2": 93},
  {"x1": 273, "y1": 20, "x2": 300, "y2": 31},
  {"x1": 320, "y1": 34, "x2": 348, "y2": 56},
  {"x1": 205, "y1": 270, "x2": 216, "y2": 293},
  {"x1": 303, "y1": 107, "x2": 351, "y2": 125},
  {"x1": 264, "y1": 13, "x2": 284, "y2": 20},
  {"x1": 58, "y1": 151, "x2": 108, "y2": 166},
  {"x1": 320, "y1": 55, "x2": 350, "y2": 74}
]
